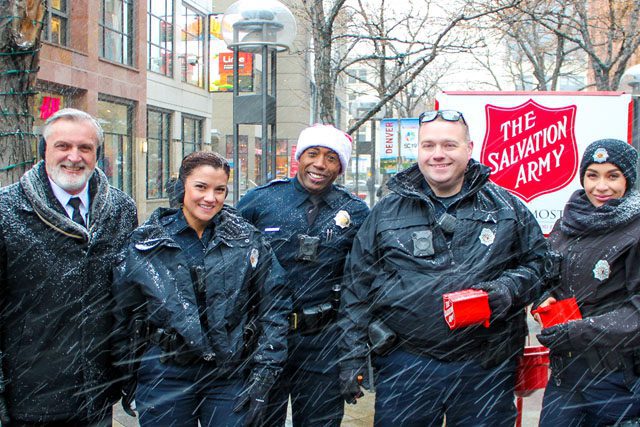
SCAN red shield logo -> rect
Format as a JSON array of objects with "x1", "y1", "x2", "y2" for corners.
[{"x1": 480, "y1": 99, "x2": 578, "y2": 202}]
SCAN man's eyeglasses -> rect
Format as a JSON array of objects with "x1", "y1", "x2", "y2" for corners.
[{"x1": 419, "y1": 110, "x2": 467, "y2": 126}]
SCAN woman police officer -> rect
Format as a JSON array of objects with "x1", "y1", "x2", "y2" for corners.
[
  {"x1": 535, "y1": 139, "x2": 640, "y2": 425},
  {"x1": 112, "y1": 151, "x2": 290, "y2": 426}
]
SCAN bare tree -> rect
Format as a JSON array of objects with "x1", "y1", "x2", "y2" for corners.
[
  {"x1": 298, "y1": 0, "x2": 521, "y2": 134},
  {"x1": 342, "y1": 0, "x2": 452, "y2": 120},
  {"x1": 469, "y1": 0, "x2": 586, "y2": 92},
  {"x1": 501, "y1": 1, "x2": 583, "y2": 90},
  {"x1": 0, "y1": 0, "x2": 45, "y2": 185},
  {"x1": 522, "y1": 0, "x2": 640, "y2": 90}
]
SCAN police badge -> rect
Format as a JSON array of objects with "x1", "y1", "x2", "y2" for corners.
[
  {"x1": 250, "y1": 248, "x2": 259, "y2": 268},
  {"x1": 593, "y1": 259, "x2": 610, "y2": 281},
  {"x1": 334, "y1": 210, "x2": 351, "y2": 229},
  {"x1": 479, "y1": 228, "x2": 495, "y2": 246}
]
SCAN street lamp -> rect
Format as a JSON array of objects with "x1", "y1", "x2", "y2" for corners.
[{"x1": 221, "y1": 0, "x2": 297, "y2": 204}]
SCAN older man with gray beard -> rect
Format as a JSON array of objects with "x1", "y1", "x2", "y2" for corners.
[{"x1": 0, "y1": 108, "x2": 138, "y2": 426}]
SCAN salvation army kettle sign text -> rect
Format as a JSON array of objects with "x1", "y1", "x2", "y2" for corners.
[{"x1": 480, "y1": 99, "x2": 578, "y2": 202}]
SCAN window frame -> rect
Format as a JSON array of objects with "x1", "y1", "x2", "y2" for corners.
[
  {"x1": 43, "y1": 0, "x2": 69, "y2": 46},
  {"x1": 146, "y1": 108, "x2": 172, "y2": 199},
  {"x1": 100, "y1": 0, "x2": 134, "y2": 66},
  {"x1": 181, "y1": 115, "x2": 203, "y2": 157},
  {"x1": 177, "y1": 2, "x2": 205, "y2": 88},
  {"x1": 97, "y1": 96, "x2": 135, "y2": 195},
  {"x1": 147, "y1": 0, "x2": 174, "y2": 77}
]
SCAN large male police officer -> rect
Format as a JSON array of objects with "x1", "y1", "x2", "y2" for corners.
[
  {"x1": 237, "y1": 124, "x2": 369, "y2": 426},
  {"x1": 338, "y1": 110, "x2": 546, "y2": 426}
]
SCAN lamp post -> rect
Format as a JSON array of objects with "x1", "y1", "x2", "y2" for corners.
[{"x1": 221, "y1": 0, "x2": 297, "y2": 204}]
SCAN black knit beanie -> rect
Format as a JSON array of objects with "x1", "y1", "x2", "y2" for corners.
[{"x1": 579, "y1": 138, "x2": 638, "y2": 189}]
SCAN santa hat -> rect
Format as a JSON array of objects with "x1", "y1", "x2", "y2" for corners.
[{"x1": 295, "y1": 124, "x2": 352, "y2": 174}]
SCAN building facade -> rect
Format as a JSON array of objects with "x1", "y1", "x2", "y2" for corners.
[
  {"x1": 36, "y1": 0, "x2": 219, "y2": 219},
  {"x1": 36, "y1": 0, "x2": 147, "y2": 209}
]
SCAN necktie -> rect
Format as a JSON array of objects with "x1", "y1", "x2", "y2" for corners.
[
  {"x1": 306, "y1": 195, "x2": 322, "y2": 225},
  {"x1": 68, "y1": 197, "x2": 85, "y2": 227}
]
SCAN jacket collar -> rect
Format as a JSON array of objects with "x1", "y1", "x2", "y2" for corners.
[
  {"x1": 19, "y1": 161, "x2": 112, "y2": 240},
  {"x1": 388, "y1": 159, "x2": 490, "y2": 203},
  {"x1": 135, "y1": 205, "x2": 252, "y2": 248},
  {"x1": 291, "y1": 176, "x2": 342, "y2": 210}
]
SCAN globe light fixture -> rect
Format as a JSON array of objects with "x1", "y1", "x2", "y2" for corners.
[{"x1": 222, "y1": 0, "x2": 297, "y2": 203}]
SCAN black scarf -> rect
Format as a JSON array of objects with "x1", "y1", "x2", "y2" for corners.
[{"x1": 560, "y1": 189, "x2": 640, "y2": 236}]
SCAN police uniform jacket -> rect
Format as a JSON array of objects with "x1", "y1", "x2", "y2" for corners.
[
  {"x1": 0, "y1": 161, "x2": 138, "y2": 423},
  {"x1": 237, "y1": 177, "x2": 369, "y2": 310},
  {"x1": 340, "y1": 160, "x2": 546, "y2": 366},
  {"x1": 112, "y1": 206, "x2": 290, "y2": 378},
  {"x1": 545, "y1": 189, "x2": 640, "y2": 375}
]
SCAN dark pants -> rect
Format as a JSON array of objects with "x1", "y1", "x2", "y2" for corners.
[
  {"x1": 540, "y1": 356, "x2": 640, "y2": 426},
  {"x1": 9, "y1": 403, "x2": 112, "y2": 426},
  {"x1": 373, "y1": 349, "x2": 517, "y2": 427},
  {"x1": 10, "y1": 417, "x2": 111, "y2": 427},
  {"x1": 264, "y1": 327, "x2": 344, "y2": 427},
  {"x1": 136, "y1": 346, "x2": 245, "y2": 427}
]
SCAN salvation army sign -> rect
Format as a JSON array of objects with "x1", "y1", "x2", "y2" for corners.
[
  {"x1": 436, "y1": 91, "x2": 633, "y2": 234},
  {"x1": 480, "y1": 99, "x2": 578, "y2": 202}
]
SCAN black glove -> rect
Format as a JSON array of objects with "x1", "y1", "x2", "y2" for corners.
[
  {"x1": 233, "y1": 369, "x2": 277, "y2": 427},
  {"x1": 121, "y1": 378, "x2": 137, "y2": 417},
  {"x1": 339, "y1": 367, "x2": 364, "y2": 405},
  {"x1": 0, "y1": 394, "x2": 9, "y2": 425},
  {"x1": 472, "y1": 280, "x2": 513, "y2": 321},
  {"x1": 537, "y1": 323, "x2": 572, "y2": 352}
]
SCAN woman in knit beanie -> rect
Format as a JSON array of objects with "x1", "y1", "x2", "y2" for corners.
[{"x1": 534, "y1": 138, "x2": 640, "y2": 425}]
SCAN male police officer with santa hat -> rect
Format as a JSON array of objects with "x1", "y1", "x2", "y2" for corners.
[{"x1": 237, "y1": 124, "x2": 369, "y2": 426}]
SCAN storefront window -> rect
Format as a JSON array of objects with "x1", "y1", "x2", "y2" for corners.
[
  {"x1": 147, "y1": 109, "x2": 171, "y2": 199},
  {"x1": 276, "y1": 139, "x2": 289, "y2": 179},
  {"x1": 182, "y1": 115, "x2": 202, "y2": 157},
  {"x1": 98, "y1": 98, "x2": 133, "y2": 194}
]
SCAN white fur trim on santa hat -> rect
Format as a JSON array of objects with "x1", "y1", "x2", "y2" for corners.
[{"x1": 294, "y1": 124, "x2": 352, "y2": 174}]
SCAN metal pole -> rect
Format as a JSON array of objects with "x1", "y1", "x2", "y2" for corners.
[
  {"x1": 232, "y1": 45, "x2": 240, "y2": 205},
  {"x1": 261, "y1": 44, "x2": 268, "y2": 185},
  {"x1": 397, "y1": 118, "x2": 402, "y2": 172},
  {"x1": 370, "y1": 118, "x2": 376, "y2": 205},
  {"x1": 355, "y1": 134, "x2": 359, "y2": 194},
  {"x1": 271, "y1": 49, "x2": 277, "y2": 180}
]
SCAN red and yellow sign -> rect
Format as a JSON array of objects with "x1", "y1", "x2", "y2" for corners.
[{"x1": 481, "y1": 99, "x2": 578, "y2": 202}]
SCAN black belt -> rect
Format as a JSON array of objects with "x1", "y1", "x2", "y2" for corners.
[
  {"x1": 148, "y1": 327, "x2": 216, "y2": 366},
  {"x1": 289, "y1": 302, "x2": 336, "y2": 335}
]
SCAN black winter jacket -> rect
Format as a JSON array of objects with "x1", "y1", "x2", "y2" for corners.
[
  {"x1": 112, "y1": 206, "x2": 290, "y2": 378},
  {"x1": 340, "y1": 161, "x2": 546, "y2": 365},
  {"x1": 0, "y1": 162, "x2": 137, "y2": 422},
  {"x1": 545, "y1": 190, "x2": 640, "y2": 374},
  {"x1": 237, "y1": 177, "x2": 369, "y2": 310}
]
